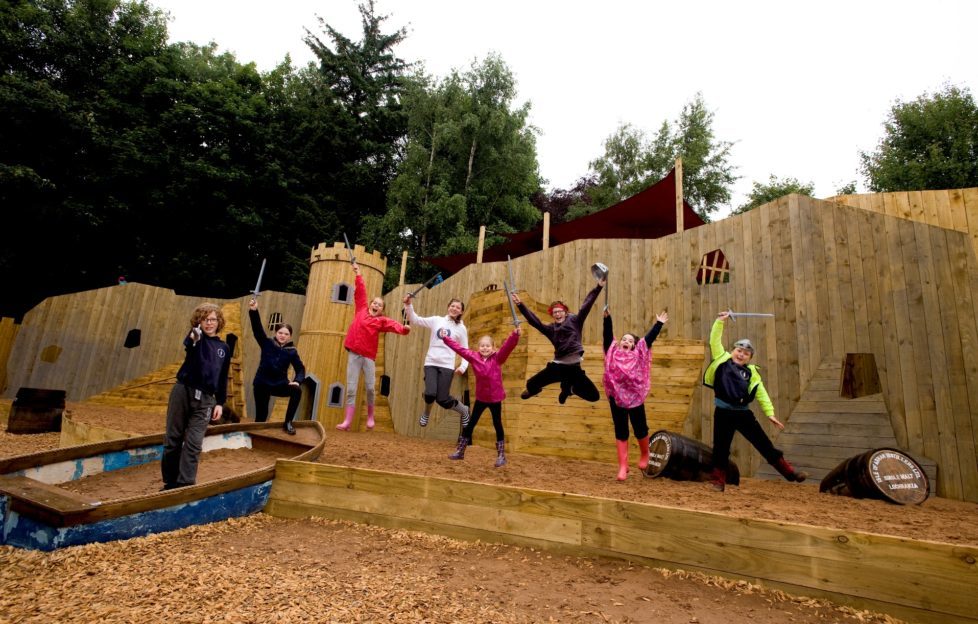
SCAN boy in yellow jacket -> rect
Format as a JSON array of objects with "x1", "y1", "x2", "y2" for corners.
[{"x1": 703, "y1": 310, "x2": 808, "y2": 491}]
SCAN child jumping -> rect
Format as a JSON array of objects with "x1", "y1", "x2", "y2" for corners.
[
  {"x1": 511, "y1": 275, "x2": 604, "y2": 404},
  {"x1": 337, "y1": 261, "x2": 411, "y2": 431},
  {"x1": 603, "y1": 308, "x2": 668, "y2": 481},
  {"x1": 439, "y1": 326, "x2": 522, "y2": 467},
  {"x1": 703, "y1": 310, "x2": 808, "y2": 491}
]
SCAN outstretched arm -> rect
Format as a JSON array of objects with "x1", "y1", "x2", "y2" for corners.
[
  {"x1": 440, "y1": 330, "x2": 479, "y2": 366},
  {"x1": 643, "y1": 311, "x2": 668, "y2": 348},
  {"x1": 576, "y1": 280, "x2": 604, "y2": 323}
]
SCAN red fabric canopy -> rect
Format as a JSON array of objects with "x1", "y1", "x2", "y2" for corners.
[{"x1": 426, "y1": 168, "x2": 705, "y2": 274}]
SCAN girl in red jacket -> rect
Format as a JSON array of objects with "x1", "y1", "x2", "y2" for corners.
[
  {"x1": 440, "y1": 326, "x2": 521, "y2": 467},
  {"x1": 336, "y1": 262, "x2": 411, "y2": 431}
]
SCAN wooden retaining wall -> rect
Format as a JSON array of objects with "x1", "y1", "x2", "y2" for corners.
[
  {"x1": 381, "y1": 194, "x2": 978, "y2": 502},
  {"x1": 266, "y1": 461, "x2": 978, "y2": 624}
]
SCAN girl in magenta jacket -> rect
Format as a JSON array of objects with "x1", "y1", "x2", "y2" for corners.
[
  {"x1": 603, "y1": 308, "x2": 668, "y2": 481},
  {"x1": 337, "y1": 262, "x2": 411, "y2": 431},
  {"x1": 439, "y1": 326, "x2": 521, "y2": 467}
]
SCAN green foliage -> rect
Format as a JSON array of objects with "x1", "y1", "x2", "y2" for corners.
[
  {"x1": 0, "y1": 0, "x2": 413, "y2": 317},
  {"x1": 860, "y1": 84, "x2": 978, "y2": 192},
  {"x1": 732, "y1": 175, "x2": 815, "y2": 215},
  {"x1": 835, "y1": 180, "x2": 858, "y2": 196},
  {"x1": 583, "y1": 93, "x2": 737, "y2": 220},
  {"x1": 362, "y1": 54, "x2": 541, "y2": 289}
]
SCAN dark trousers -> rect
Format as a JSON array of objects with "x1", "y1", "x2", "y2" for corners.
[
  {"x1": 608, "y1": 397, "x2": 649, "y2": 441},
  {"x1": 709, "y1": 406, "x2": 783, "y2": 471},
  {"x1": 526, "y1": 362, "x2": 600, "y2": 402},
  {"x1": 162, "y1": 383, "x2": 214, "y2": 487},
  {"x1": 423, "y1": 365, "x2": 459, "y2": 409},
  {"x1": 462, "y1": 400, "x2": 504, "y2": 443},
  {"x1": 253, "y1": 383, "x2": 301, "y2": 423}
]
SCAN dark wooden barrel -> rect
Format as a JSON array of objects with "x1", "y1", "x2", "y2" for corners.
[
  {"x1": 643, "y1": 430, "x2": 740, "y2": 485},
  {"x1": 819, "y1": 448, "x2": 929, "y2": 505},
  {"x1": 6, "y1": 387, "x2": 66, "y2": 434}
]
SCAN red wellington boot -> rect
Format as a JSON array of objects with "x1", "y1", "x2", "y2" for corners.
[{"x1": 615, "y1": 440, "x2": 629, "y2": 481}]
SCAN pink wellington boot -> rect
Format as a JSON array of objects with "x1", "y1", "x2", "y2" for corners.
[
  {"x1": 366, "y1": 404, "x2": 376, "y2": 430},
  {"x1": 336, "y1": 405, "x2": 355, "y2": 431},
  {"x1": 615, "y1": 440, "x2": 629, "y2": 481},
  {"x1": 637, "y1": 435, "x2": 650, "y2": 472}
]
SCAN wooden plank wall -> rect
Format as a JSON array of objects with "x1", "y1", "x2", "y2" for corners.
[
  {"x1": 829, "y1": 188, "x2": 978, "y2": 262},
  {"x1": 267, "y1": 461, "x2": 978, "y2": 624},
  {"x1": 381, "y1": 194, "x2": 978, "y2": 502},
  {"x1": 0, "y1": 317, "x2": 20, "y2": 395},
  {"x1": 2, "y1": 283, "x2": 305, "y2": 409}
]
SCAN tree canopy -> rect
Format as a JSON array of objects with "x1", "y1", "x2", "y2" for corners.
[
  {"x1": 361, "y1": 54, "x2": 541, "y2": 288},
  {"x1": 732, "y1": 175, "x2": 814, "y2": 215},
  {"x1": 860, "y1": 84, "x2": 978, "y2": 192},
  {"x1": 579, "y1": 93, "x2": 737, "y2": 220}
]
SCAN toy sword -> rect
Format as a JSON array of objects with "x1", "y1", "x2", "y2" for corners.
[
  {"x1": 503, "y1": 280, "x2": 522, "y2": 326},
  {"x1": 726, "y1": 309, "x2": 774, "y2": 322},
  {"x1": 407, "y1": 273, "x2": 443, "y2": 298},
  {"x1": 251, "y1": 258, "x2": 266, "y2": 299},
  {"x1": 342, "y1": 232, "x2": 356, "y2": 264}
]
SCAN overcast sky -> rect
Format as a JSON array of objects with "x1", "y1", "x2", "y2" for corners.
[{"x1": 156, "y1": 0, "x2": 978, "y2": 216}]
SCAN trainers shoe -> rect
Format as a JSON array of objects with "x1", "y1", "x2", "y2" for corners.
[
  {"x1": 520, "y1": 390, "x2": 532, "y2": 400},
  {"x1": 419, "y1": 412, "x2": 429, "y2": 427},
  {"x1": 558, "y1": 389, "x2": 570, "y2": 404}
]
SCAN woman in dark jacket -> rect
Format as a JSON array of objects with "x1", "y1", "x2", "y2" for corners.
[{"x1": 249, "y1": 298, "x2": 305, "y2": 434}]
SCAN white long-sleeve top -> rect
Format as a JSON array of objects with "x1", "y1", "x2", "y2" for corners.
[{"x1": 404, "y1": 303, "x2": 469, "y2": 373}]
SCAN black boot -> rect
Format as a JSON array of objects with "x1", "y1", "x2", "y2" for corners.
[
  {"x1": 449, "y1": 436, "x2": 467, "y2": 460},
  {"x1": 283, "y1": 418, "x2": 296, "y2": 435},
  {"x1": 708, "y1": 467, "x2": 726, "y2": 492}
]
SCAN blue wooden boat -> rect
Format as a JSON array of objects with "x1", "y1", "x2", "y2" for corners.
[{"x1": 0, "y1": 421, "x2": 325, "y2": 550}]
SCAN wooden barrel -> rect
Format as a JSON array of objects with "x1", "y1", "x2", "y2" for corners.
[
  {"x1": 6, "y1": 387, "x2": 66, "y2": 434},
  {"x1": 643, "y1": 430, "x2": 740, "y2": 485},
  {"x1": 819, "y1": 448, "x2": 929, "y2": 505}
]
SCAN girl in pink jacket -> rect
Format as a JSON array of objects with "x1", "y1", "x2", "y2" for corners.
[
  {"x1": 439, "y1": 327, "x2": 521, "y2": 467},
  {"x1": 603, "y1": 308, "x2": 668, "y2": 481}
]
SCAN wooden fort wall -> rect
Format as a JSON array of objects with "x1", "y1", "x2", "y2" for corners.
[
  {"x1": 381, "y1": 193, "x2": 978, "y2": 502},
  {"x1": 1, "y1": 283, "x2": 306, "y2": 420}
]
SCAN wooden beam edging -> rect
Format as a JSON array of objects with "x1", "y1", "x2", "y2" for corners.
[{"x1": 265, "y1": 461, "x2": 978, "y2": 624}]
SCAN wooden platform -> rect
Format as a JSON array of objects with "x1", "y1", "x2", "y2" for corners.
[{"x1": 265, "y1": 459, "x2": 978, "y2": 624}]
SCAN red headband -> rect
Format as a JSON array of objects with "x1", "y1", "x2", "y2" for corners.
[{"x1": 547, "y1": 302, "x2": 568, "y2": 315}]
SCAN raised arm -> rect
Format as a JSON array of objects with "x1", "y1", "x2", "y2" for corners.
[
  {"x1": 495, "y1": 327, "x2": 522, "y2": 365},
  {"x1": 248, "y1": 301, "x2": 266, "y2": 345},
  {"x1": 576, "y1": 282, "x2": 604, "y2": 324},
  {"x1": 643, "y1": 311, "x2": 668, "y2": 348},
  {"x1": 515, "y1": 299, "x2": 548, "y2": 335},
  {"x1": 402, "y1": 301, "x2": 437, "y2": 329},
  {"x1": 353, "y1": 270, "x2": 367, "y2": 313},
  {"x1": 709, "y1": 311, "x2": 730, "y2": 359}
]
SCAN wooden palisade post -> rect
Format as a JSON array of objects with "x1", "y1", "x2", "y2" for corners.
[
  {"x1": 542, "y1": 212, "x2": 551, "y2": 250},
  {"x1": 477, "y1": 225, "x2": 486, "y2": 264},
  {"x1": 675, "y1": 157, "x2": 684, "y2": 234}
]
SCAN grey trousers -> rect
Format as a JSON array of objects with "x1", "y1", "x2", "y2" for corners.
[
  {"x1": 162, "y1": 383, "x2": 214, "y2": 487},
  {"x1": 345, "y1": 351, "x2": 376, "y2": 406}
]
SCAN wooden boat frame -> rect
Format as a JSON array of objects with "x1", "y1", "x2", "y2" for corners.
[{"x1": 0, "y1": 421, "x2": 325, "y2": 549}]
